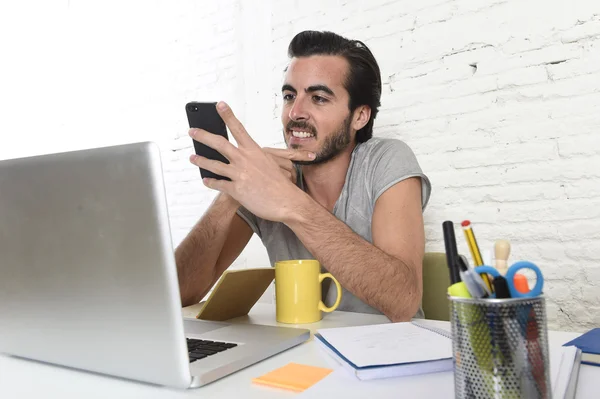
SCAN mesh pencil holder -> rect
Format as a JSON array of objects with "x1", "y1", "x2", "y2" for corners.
[{"x1": 449, "y1": 295, "x2": 551, "y2": 399}]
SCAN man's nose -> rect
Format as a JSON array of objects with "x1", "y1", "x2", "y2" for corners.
[{"x1": 289, "y1": 97, "x2": 309, "y2": 121}]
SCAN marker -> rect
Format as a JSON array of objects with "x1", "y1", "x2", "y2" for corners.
[
  {"x1": 492, "y1": 276, "x2": 511, "y2": 299},
  {"x1": 443, "y1": 221, "x2": 461, "y2": 284},
  {"x1": 513, "y1": 274, "x2": 530, "y2": 293},
  {"x1": 448, "y1": 282, "x2": 472, "y2": 298},
  {"x1": 461, "y1": 220, "x2": 493, "y2": 293}
]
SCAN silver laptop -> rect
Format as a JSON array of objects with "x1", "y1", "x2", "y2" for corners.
[{"x1": 0, "y1": 142, "x2": 309, "y2": 389}]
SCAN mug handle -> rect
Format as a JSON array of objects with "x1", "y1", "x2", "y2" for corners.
[{"x1": 318, "y1": 273, "x2": 342, "y2": 313}]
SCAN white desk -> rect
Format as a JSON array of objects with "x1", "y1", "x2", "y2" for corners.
[{"x1": 0, "y1": 304, "x2": 597, "y2": 398}]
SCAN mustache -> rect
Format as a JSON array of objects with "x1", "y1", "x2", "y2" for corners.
[{"x1": 286, "y1": 121, "x2": 317, "y2": 136}]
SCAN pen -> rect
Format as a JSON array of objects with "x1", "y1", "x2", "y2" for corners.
[
  {"x1": 499, "y1": 300, "x2": 535, "y2": 398},
  {"x1": 489, "y1": 286, "x2": 516, "y2": 396},
  {"x1": 461, "y1": 220, "x2": 493, "y2": 293},
  {"x1": 443, "y1": 221, "x2": 461, "y2": 284},
  {"x1": 457, "y1": 256, "x2": 490, "y2": 298},
  {"x1": 444, "y1": 221, "x2": 492, "y2": 395}
]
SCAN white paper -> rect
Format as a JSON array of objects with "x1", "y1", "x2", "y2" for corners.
[
  {"x1": 551, "y1": 346, "x2": 580, "y2": 399},
  {"x1": 317, "y1": 322, "x2": 452, "y2": 368},
  {"x1": 297, "y1": 368, "x2": 454, "y2": 398}
]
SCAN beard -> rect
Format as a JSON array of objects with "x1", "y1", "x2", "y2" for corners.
[{"x1": 285, "y1": 115, "x2": 353, "y2": 166}]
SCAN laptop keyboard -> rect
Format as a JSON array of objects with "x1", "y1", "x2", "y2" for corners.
[{"x1": 186, "y1": 338, "x2": 238, "y2": 363}]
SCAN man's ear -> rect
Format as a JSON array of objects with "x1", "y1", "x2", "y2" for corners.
[{"x1": 352, "y1": 105, "x2": 371, "y2": 131}]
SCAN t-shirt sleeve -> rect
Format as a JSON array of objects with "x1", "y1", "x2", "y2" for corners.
[
  {"x1": 236, "y1": 206, "x2": 262, "y2": 238},
  {"x1": 368, "y1": 139, "x2": 432, "y2": 210}
]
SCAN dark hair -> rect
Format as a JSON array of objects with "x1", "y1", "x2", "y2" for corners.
[{"x1": 287, "y1": 30, "x2": 382, "y2": 143}]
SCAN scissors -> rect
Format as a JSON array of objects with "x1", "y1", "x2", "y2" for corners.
[{"x1": 474, "y1": 261, "x2": 544, "y2": 298}]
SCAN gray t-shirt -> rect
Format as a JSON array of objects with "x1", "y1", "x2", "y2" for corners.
[{"x1": 237, "y1": 137, "x2": 432, "y2": 318}]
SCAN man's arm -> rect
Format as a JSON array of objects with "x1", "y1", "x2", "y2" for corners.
[
  {"x1": 186, "y1": 102, "x2": 424, "y2": 319},
  {"x1": 284, "y1": 177, "x2": 425, "y2": 322},
  {"x1": 175, "y1": 193, "x2": 253, "y2": 307}
]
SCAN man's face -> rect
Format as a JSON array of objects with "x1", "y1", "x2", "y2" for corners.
[{"x1": 281, "y1": 55, "x2": 354, "y2": 165}]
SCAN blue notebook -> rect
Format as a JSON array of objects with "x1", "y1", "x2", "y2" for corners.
[{"x1": 563, "y1": 328, "x2": 600, "y2": 367}]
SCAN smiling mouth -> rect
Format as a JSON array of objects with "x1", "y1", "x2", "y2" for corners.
[{"x1": 289, "y1": 130, "x2": 315, "y2": 138}]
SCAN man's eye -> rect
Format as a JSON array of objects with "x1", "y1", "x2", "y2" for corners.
[
  {"x1": 283, "y1": 93, "x2": 295, "y2": 101},
  {"x1": 313, "y1": 96, "x2": 328, "y2": 104}
]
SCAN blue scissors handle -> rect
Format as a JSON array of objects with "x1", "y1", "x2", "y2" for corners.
[
  {"x1": 474, "y1": 265, "x2": 501, "y2": 279},
  {"x1": 505, "y1": 261, "x2": 544, "y2": 298},
  {"x1": 475, "y1": 262, "x2": 544, "y2": 298}
]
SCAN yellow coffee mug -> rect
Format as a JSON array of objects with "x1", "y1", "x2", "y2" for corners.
[{"x1": 274, "y1": 259, "x2": 342, "y2": 324}]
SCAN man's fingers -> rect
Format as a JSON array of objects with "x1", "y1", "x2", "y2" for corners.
[
  {"x1": 268, "y1": 153, "x2": 294, "y2": 172},
  {"x1": 190, "y1": 154, "x2": 233, "y2": 179},
  {"x1": 263, "y1": 147, "x2": 316, "y2": 162},
  {"x1": 189, "y1": 128, "x2": 239, "y2": 162},
  {"x1": 202, "y1": 177, "x2": 233, "y2": 193},
  {"x1": 264, "y1": 153, "x2": 297, "y2": 183},
  {"x1": 216, "y1": 101, "x2": 258, "y2": 149}
]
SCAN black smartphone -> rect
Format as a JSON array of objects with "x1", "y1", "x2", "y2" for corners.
[{"x1": 185, "y1": 101, "x2": 231, "y2": 181}]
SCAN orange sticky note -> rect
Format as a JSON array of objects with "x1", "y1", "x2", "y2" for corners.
[{"x1": 252, "y1": 362, "x2": 333, "y2": 392}]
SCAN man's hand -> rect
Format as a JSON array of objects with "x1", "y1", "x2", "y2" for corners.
[
  {"x1": 189, "y1": 102, "x2": 314, "y2": 222},
  {"x1": 262, "y1": 147, "x2": 315, "y2": 184}
]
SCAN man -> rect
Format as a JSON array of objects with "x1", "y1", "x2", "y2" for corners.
[{"x1": 175, "y1": 30, "x2": 431, "y2": 322}]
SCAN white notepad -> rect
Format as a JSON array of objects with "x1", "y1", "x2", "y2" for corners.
[
  {"x1": 551, "y1": 345, "x2": 582, "y2": 399},
  {"x1": 314, "y1": 321, "x2": 453, "y2": 380}
]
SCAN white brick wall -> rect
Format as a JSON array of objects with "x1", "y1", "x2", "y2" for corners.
[
  {"x1": 1, "y1": 0, "x2": 598, "y2": 330},
  {"x1": 263, "y1": 0, "x2": 600, "y2": 331}
]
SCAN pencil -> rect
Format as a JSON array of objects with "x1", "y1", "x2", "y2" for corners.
[{"x1": 461, "y1": 220, "x2": 493, "y2": 293}]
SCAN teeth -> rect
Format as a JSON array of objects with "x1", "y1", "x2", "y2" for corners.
[{"x1": 291, "y1": 131, "x2": 314, "y2": 138}]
